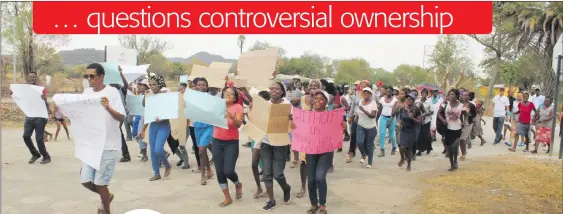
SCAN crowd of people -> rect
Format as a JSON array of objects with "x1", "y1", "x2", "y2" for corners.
[{"x1": 11, "y1": 63, "x2": 557, "y2": 214}]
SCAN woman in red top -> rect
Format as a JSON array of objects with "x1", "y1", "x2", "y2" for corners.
[
  {"x1": 510, "y1": 92, "x2": 536, "y2": 152},
  {"x1": 212, "y1": 86, "x2": 245, "y2": 207}
]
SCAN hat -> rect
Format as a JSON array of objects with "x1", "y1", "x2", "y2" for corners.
[
  {"x1": 313, "y1": 89, "x2": 330, "y2": 101},
  {"x1": 393, "y1": 86, "x2": 400, "y2": 91},
  {"x1": 327, "y1": 79, "x2": 334, "y2": 84},
  {"x1": 376, "y1": 81, "x2": 383, "y2": 87},
  {"x1": 343, "y1": 84, "x2": 349, "y2": 88},
  {"x1": 362, "y1": 87, "x2": 372, "y2": 93},
  {"x1": 354, "y1": 80, "x2": 361, "y2": 85},
  {"x1": 404, "y1": 85, "x2": 411, "y2": 89}
]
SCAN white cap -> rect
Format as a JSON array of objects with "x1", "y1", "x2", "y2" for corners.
[{"x1": 362, "y1": 87, "x2": 372, "y2": 93}]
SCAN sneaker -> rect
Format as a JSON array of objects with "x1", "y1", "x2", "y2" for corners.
[
  {"x1": 519, "y1": 142, "x2": 525, "y2": 147},
  {"x1": 242, "y1": 142, "x2": 251, "y2": 148},
  {"x1": 283, "y1": 186, "x2": 291, "y2": 203},
  {"x1": 523, "y1": 149, "x2": 529, "y2": 152},
  {"x1": 176, "y1": 160, "x2": 184, "y2": 167},
  {"x1": 262, "y1": 200, "x2": 276, "y2": 211},
  {"x1": 359, "y1": 157, "x2": 365, "y2": 164},
  {"x1": 119, "y1": 156, "x2": 131, "y2": 162},
  {"x1": 28, "y1": 155, "x2": 41, "y2": 164},
  {"x1": 40, "y1": 157, "x2": 51, "y2": 164},
  {"x1": 504, "y1": 142, "x2": 512, "y2": 147},
  {"x1": 494, "y1": 141, "x2": 500, "y2": 145},
  {"x1": 366, "y1": 165, "x2": 372, "y2": 168}
]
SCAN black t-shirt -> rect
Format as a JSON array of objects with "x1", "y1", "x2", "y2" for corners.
[{"x1": 508, "y1": 96, "x2": 516, "y2": 112}]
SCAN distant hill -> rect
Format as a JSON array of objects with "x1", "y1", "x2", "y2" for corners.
[{"x1": 58, "y1": 48, "x2": 236, "y2": 66}]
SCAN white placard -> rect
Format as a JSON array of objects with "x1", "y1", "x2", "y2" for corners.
[
  {"x1": 53, "y1": 94, "x2": 106, "y2": 170},
  {"x1": 120, "y1": 64, "x2": 150, "y2": 83},
  {"x1": 10, "y1": 84, "x2": 48, "y2": 118},
  {"x1": 106, "y1": 46, "x2": 137, "y2": 66}
]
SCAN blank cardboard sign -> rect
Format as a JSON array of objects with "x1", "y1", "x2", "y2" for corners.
[
  {"x1": 243, "y1": 95, "x2": 292, "y2": 146},
  {"x1": 237, "y1": 48, "x2": 279, "y2": 89}
]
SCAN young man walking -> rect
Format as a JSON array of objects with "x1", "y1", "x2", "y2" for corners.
[{"x1": 80, "y1": 63, "x2": 125, "y2": 214}]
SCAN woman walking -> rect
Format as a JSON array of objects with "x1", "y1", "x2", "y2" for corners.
[
  {"x1": 509, "y1": 92, "x2": 536, "y2": 152},
  {"x1": 472, "y1": 100, "x2": 487, "y2": 146},
  {"x1": 397, "y1": 93, "x2": 422, "y2": 171},
  {"x1": 296, "y1": 80, "x2": 321, "y2": 199},
  {"x1": 459, "y1": 91, "x2": 476, "y2": 160},
  {"x1": 132, "y1": 78, "x2": 150, "y2": 162},
  {"x1": 416, "y1": 89, "x2": 433, "y2": 155},
  {"x1": 377, "y1": 86, "x2": 398, "y2": 157},
  {"x1": 188, "y1": 78, "x2": 201, "y2": 173},
  {"x1": 251, "y1": 91, "x2": 270, "y2": 199},
  {"x1": 355, "y1": 87, "x2": 378, "y2": 168},
  {"x1": 260, "y1": 82, "x2": 292, "y2": 211},
  {"x1": 438, "y1": 89, "x2": 464, "y2": 171},
  {"x1": 291, "y1": 89, "x2": 345, "y2": 214},
  {"x1": 139, "y1": 74, "x2": 172, "y2": 181},
  {"x1": 194, "y1": 77, "x2": 215, "y2": 184},
  {"x1": 212, "y1": 86, "x2": 244, "y2": 207},
  {"x1": 533, "y1": 96, "x2": 554, "y2": 153}
]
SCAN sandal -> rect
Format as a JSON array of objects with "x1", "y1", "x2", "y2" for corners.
[
  {"x1": 296, "y1": 189, "x2": 306, "y2": 198},
  {"x1": 307, "y1": 205, "x2": 319, "y2": 214},
  {"x1": 219, "y1": 199, "x2": 233, "y2": 207},
  {"x1": 206, "y1": 170, "x2": 214, "y2": 180},
  {"x1": 235, "y1": 183, "x2": 243, "y2": 199},
  {"x1": 290, "y1": 160, "x2": 298, "y2": 168},
  {"x1": 253, "y1": 190, "x2": 267, "y2": 199},
  {"x1": 97, "y1": 194, "x2": 115, "y2": 214},
  {"x1": 508, "y1": 148, "x2": 516, "y2": 152}
]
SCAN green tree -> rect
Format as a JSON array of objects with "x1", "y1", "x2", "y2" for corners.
[
  {"x1": 169, "y1": 62, "x2": 186, "y2": 80},
  {"x1": 428, "y1": 35, "x2": 476, "y2": 90},
  {"x1": 146, "y1": 53, "x2": 170, "y2": 76},
  {"x1": 334, "y1": 58, "x2": 371, "y2": 84},
  {"x1": 118, "y1": 35, "x2": 171, "y2": 64},
  {"x1": 392, "y1": 64, "x2": 432, "y2": 86},
  {"x1": 237, "y1": 35, "x2": 246, "y2": 54},
  {"x1": 371, "y1": 68, "x2": 394, "y2": 86},
  {"x1": 496, "y1": 2, "x2": 563, "y2": 96},
  {"x1": 2, "y1": 2, "x2": 70, "y2": 79},
  {"x1": 279, "y1": 52, "x2": 325, "y2": 78}
]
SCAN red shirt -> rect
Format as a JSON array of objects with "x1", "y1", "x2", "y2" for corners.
[
  {"x1": 518, "y1": 102, "x2": 536, "y2": 124},
  {"x1": 214, "y1": 104, "x2": 243, "y2": 140}
]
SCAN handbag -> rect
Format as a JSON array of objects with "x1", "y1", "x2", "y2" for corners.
[{"x1": 436, "y1": 102, "x2": 448, "y2": 135}]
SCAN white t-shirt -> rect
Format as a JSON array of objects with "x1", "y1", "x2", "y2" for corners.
[
  {"x1": 82, "y1": 79, "x2": 90, "y2": 90},
  {"x1": 421, "y1": 99, "x2": 432, "y2": 124},
  {"x1": 446, "y1": 102, "x2": 464, "y2": 130},
  {"x1": 261, "y1": 99, "x2": 291, "y2": 146},
  {"x1": 492, "y1": 95, "x2": 510, "y2": 117},
  {"x1": 83, "y1": 86, "x2": 126, "y2": 150},
  {"x1": 356, "y1": 100, "x2": 378, "y2": 129},
  {"x1": 379, "y1": 97, "x2": 398, "y2": 117},
  {"x1": 532, "y1": 95, "x2": 545, "y2": 110}
]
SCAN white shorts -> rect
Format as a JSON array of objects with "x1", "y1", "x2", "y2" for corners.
[{"x1": 80, "y1": 150, "x2": 117, "y2": 186}]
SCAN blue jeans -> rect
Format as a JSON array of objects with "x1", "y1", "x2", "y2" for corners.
[
  {"x1": 378, "y1": 116, "x2": 397, "y2": 149},
  {"x1": 356, "y1": 125, "x2": 377, "y2": 165},
  {"x1": 493, "y1": 117, "x2": 505, "y2": 143},
  {"x1": 149, "y1": 121, "x2": 171, "y2": 175},
  {"x1": 306, "y1": 152, "x2": 334, "y2": 206},
  {"x1": 132, "y1": 116, "x2": 147, "y2": 150}
]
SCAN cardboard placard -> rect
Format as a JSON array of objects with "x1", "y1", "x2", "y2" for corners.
[
  {"x1": 236, "y1": 48, "x2": 279, "y2": 89},
  {"x1": 189, "y1": 64, "x2": 228, "y2": 88},
  {"x1": 169, "y1": 92, "x2": 187, "y2": 146},
  {"x1": 209, "y1": 61, "x2": 232, "y2": 70},
  {"x1": 242, "y1": 95, "x2": 292, "y2": 146}
]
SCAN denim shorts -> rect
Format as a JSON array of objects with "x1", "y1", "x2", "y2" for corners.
[{"x1": 80, "y1": 150, "x2": 117, "y2": 186}]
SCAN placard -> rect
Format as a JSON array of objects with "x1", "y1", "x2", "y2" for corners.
[
  {"x1": 105, "y1": 46, "x2": 137, "y2": 65},
  {"x1": 183, "y1": 89, "x2": 228, "y2": 128},
  {"x1": 144, "y1": 92, "x2": 180, "y2": 124},
  {"x1": 10, "y1": 84, "x2": 48, "y2": 118},
  {"x1": 291, "y1": 108, "x2": 344, "y2": 154},
  {"x1": 242, "y1": 95, "x2": 292, "y2": 146},
  {"x1": 236, "y1": 48, "x2": 279, "y2": 88}
]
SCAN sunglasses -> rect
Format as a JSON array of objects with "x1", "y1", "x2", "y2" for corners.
[{"x1": 84, "y1": 74, "x2": 96, "y2": 79}]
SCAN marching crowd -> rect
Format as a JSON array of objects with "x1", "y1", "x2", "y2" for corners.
[{"x1": 11, "y1": 63, "x2": 557, "y2": 214}]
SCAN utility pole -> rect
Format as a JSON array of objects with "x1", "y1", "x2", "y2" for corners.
[{"x1": 12, "y1": 5, "x2": 16, "y2": 84}]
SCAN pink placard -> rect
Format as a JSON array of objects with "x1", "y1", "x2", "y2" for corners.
[{"x1": 291, "y1": 107, "x2": 344, "y2": 154}]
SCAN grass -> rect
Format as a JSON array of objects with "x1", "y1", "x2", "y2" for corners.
[{"x1": 420, "y1": 156, "x2": 563, "y2": 214}]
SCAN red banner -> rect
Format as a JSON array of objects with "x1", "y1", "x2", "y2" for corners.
[{"x1": 33, "y1": 1, "x2": 492, "y2": 34}]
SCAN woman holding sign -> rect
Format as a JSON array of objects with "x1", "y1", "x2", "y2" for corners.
[
  {"x1": 259, "y1": 82, "x2": 292, "y2": 211},
  {"x1": 139, "y1": 74, "x2": 173, "y2": 181},
  {"x1": 211, "y1": 86, "x2": 244, "y2": 207},
  {"x1": 291, "y1": 89, "x2": 346, "y2": 214},
  {"x1": 194, "y1": 77, "x2": 215, "y2": 185}
]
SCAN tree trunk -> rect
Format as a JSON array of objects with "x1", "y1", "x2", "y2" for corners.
[{"x1": 484, "y1": 54, "x2": 501, "y2": 112}]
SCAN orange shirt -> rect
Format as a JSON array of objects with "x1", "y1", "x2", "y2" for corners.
[{"x1": 214, "y1": 104, "x2": 244, "y2": 140}]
